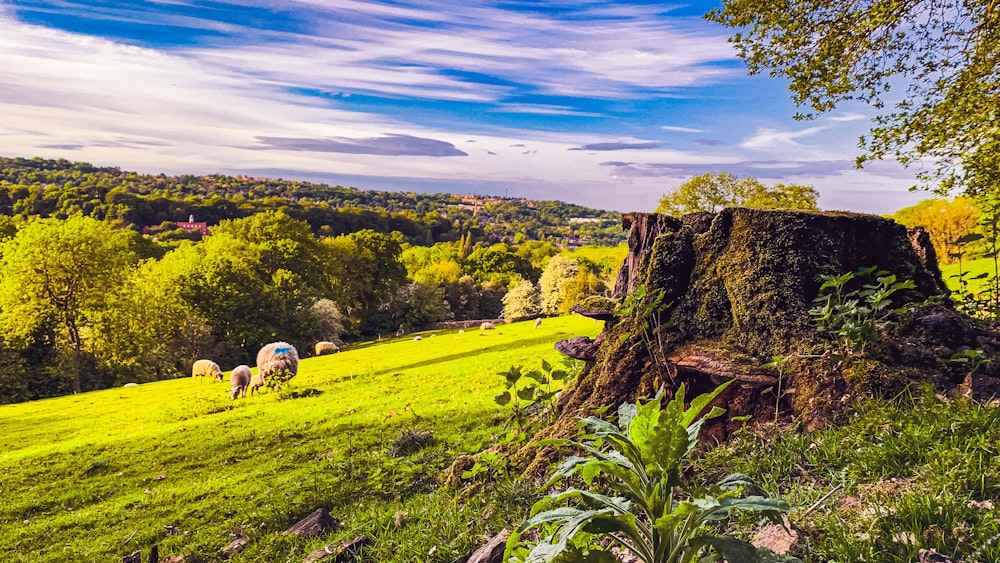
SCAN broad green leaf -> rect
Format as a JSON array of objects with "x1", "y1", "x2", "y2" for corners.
[
  {"x1": 526, "y1": 369, "x2": 548, "y2": 384},
  {"x1": 618, "y1": 402, "x2": 638, "y2": 431},
  {"x1": 494, "y1": 391, "x2": 511, "y2": 406},
  {"x1": 518, "y1": 385, "x2": 537, "y2": 401},
  {"x1": 689, "y1": 536, "x2": 761, "y2": 563}
]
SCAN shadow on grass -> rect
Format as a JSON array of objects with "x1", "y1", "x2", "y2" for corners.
[{"x1": 368, "y1": 333, "x2": 572, "y2": 376}]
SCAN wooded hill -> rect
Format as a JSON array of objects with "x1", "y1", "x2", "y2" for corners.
[{"x1": 0, "y1": 156, "x2": 625, "y2": 246}]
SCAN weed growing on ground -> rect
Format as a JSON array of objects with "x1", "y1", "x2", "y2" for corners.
[{"x1": 506, "y1": 381, "x2": 798, "y2": 563}]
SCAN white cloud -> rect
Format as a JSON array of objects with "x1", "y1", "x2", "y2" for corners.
[
  {"x1": 828, "y1": 112, "x2": 867, "y2": 122},
  {"x1": 661, "y1": 125, "x2": 705, "y2": 133},
  {"x1": 739, "y1": 126, "x2": 828, "y2": 150}
]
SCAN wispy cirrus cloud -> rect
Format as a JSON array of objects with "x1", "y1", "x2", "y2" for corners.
[
  {"x1": 661, "y1": 125, "x2": 705, "y2": 133},
  {"x1": 254, "y1": 134, "x2": 468, "y2": 157},
  {"x1": 570, "y1": 142, "x2": 661, "y2": 151},
  {"x1": 739, "y1": 126, "x2": 829, "y2": 150}
]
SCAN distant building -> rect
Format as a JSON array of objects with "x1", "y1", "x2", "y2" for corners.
[{"x1": 141, "y1": 215, "x2": 211, "y2": 236}]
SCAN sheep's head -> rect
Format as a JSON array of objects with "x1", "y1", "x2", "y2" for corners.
[{"x1": 229, "y1": 386, "x2": 241, "y2": 400}]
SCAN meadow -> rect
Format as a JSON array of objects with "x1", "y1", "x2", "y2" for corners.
[
  {"x1": 4, "y1": 312, "x2": 1000, "y2": 563},
  {"x1": 0, "y1": 315, "x2": 601, "y2": 562}
]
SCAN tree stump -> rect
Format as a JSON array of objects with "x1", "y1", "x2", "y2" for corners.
[{"x1": 533, "y1": 208, "x2": 1000, "y2": 464}]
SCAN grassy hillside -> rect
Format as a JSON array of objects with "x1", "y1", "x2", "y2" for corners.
[
  {"x1": 5, "y1": 312, "x2": 1000, "y2": 563},
  {"x1": 0, "y1": 315, "x2": 602, "y2": 562},
  {"x1": 940, "y1": 257, "x2": 999, "y2": 292}
]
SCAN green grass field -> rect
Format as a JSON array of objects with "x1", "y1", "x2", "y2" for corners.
[
  {"x1": 940, "y1": 257, "x2": 999, "y2": 292},
  {"x1": 0, "y1": 316, "x2": 601, "y2": 562},
  {"x1": 5, "y1": 313, "x2": 1000, "y2": 563}
]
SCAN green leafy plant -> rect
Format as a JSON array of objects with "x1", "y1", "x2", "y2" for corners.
[
  {"x1": 494, "y1": 360, "x2": 571, "y2": 428},
  {"x1": 505, "y1": 380, "x2": 796, "y2": 563},
  {"x1": 616, "y1": 284, "x2": 671, "y2": 381},
  {"x1": 809, "y1": 266, "x2": 916, "y2": 358},
  {"x1": 949, "y1": 347, "x2": 991, "y2": 376},
  {"x1": 762, "y1": 354, "x2": 791, "y2": 424}
]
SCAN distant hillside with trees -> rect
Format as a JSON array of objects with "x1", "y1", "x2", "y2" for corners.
[{"x1": 0, "y1": 156, "x2": 625, "y2": 247}]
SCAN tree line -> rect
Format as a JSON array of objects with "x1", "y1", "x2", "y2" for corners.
[{"x1": 0, "y1": 156, "x2": 625, "y2": 247}]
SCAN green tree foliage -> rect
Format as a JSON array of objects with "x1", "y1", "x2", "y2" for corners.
[
  {"x1": 539, "y1": 255, "x2": 580, "y2": 315},
  {"x1": 311, "y1": 298, "x2": 347, "y2": 344},
  {"x1": 890, "y1": 197, "x2": 980, "y2": 264},
  {"x1": 213, "y1": 210, "x2": 328, "y2": 292},
  {"x1": 0, "y1": 156, "x2": 626, "y2": 247},
  {"x1": 90, "y1": 257, "x2": 211, "y2": 383},
  {"x1": 707, "y1": 1, "x2": 1000, "y2": 196},
  {"x1": 377, "y1": 282, "x2": 453, "y2": 334},
  {"x1": 166, "y1": 235, "x2": 272, "y2": 364},
  {"x1": 0, "y1": 216, "x2": 139, "y2": 393},
  {"x1": 655, "y1": 172, "x2": 818, "y2": 216},
  {"x1": 465, "y1": 244, "x2": 538, "y2": 285},
  {"x1": 323, "y1": 229, "x2": 408, "y2": 336},
  {"x1": 502, "y1": 279, "x2": 541, "y2": 321}
]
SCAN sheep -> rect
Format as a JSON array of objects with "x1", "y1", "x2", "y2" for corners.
[
  {"x1": 315, "y1": 341, "x2": 339, "y2": 356},
  {"x1": 256, "y1": 341, "x2": 299, "y2": 390},
  {"x1": 192, "y1": 359, "x2": 223, "y2": 382},
  {"x1": 534, "y1": 317, "x2": 542, "y2": 329},
  {"x1": 413, "y1": 335, "x2": 422, "y2": 341},
  {"x1": 229, "y1": 365, "x2": 251, "y2": 399},
  {"x1": 249, "y1": 370, "x2": 266, "y2": 396},
  {"x1": 480, "y1": 322, "x2": 495, "y2": 331}
]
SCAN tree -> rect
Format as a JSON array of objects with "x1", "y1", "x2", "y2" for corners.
[
  {"x1": 311, "y1": 298, "x2": 347, "y2": 343},
  {"x1": 655, "y1": 172, "x2": 818, "y2": 216},
  {"x1": 538, "y1": 255, "x2": 579, "y2": 315},
  {"x1": 502, "y1": 279, "x2": 541, "y2": 321},
  {"x1": 707, "y1": 1, "x2": 1000, "y2": 196},
  {"x1": 0, "y1": 216, "x2": 139, "y2": 393},
  {"x1": 890, "y1": 197, "x2": 980, "y2": 264},
  {"x1": 322, "y1": 229, "x2": 408, "y2": 336},
  {"x1": 90, "y1": 257, "x2": 211, "y2": 383}
]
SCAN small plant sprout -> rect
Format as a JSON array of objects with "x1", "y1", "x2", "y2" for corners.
[
  {"x1": 617, "y1": 283, "x2": 671, "y2": 381},
  {"x1": 950, "y1": 347, "x2": 991, "y2": 375},
  {"x1": 505, "y1": 380, "x2": 796, "y2": 563},
  {"x1": 494, "y1": 360, "x2": 571, "y2": 428},
  {"x1": 763, "y1": 354, "x2": 792, "y2": 424}
]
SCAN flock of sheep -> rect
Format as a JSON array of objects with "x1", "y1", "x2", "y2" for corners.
[
  {"x1": 191, "y1": 322, "x2": 537, "y2": 400},
  {"x1": 192, "y1": 340, "x2": 339, "y2": 399}
]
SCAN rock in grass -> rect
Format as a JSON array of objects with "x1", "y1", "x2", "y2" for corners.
[
  {"x1": 286, "y1": 507, "x2": 340, "y2": 538},
  {"x1": 465, "y1": 529, "x2": 510, "y2": 563},
  {"x1": 220, "y1": 534, "x2": 248, "y2": 558},
  {"x1": 302, "y1": 535, "x2": 373, "y2": 562},
  {"x1": 751, "y1": 516, "x2": 798, "y2": 555},
  {"x1": 918, "y1": 549, "x2": 957, "y2": 563}
]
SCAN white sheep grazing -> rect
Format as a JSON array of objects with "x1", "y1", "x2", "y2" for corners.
[
  {"x1": 256, "y1": 342, "x2": 299, "y2": 390},
  {"x1": 229, "y1": 365, "x2": 251, "y2": 399},
  {"x1": 192, "y1": 359, "x2": 223, "y2": 382},
  {"x1": 534, "y1": 317, "x2": 542, "y2": 329},
  {"x1": 315, "y1": 341, "x2": 339, "y2": 356},
  {"x1": 480, "y1": 322, "x2": 495, "y2": 331},
  {"x1": 413, "y1": 335, "x2": 422, "y2": 341}
]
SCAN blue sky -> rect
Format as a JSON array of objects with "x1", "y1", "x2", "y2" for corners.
[{"x1": 0, "y1": 0, "x2": 926, "y2": 213}]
